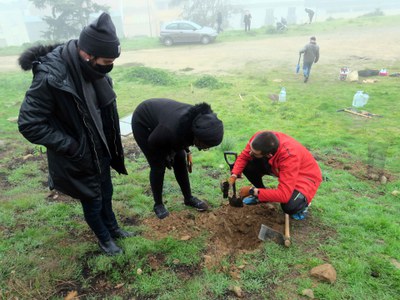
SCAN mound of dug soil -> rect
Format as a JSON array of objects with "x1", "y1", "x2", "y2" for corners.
[{"x1": 142, "y1": 202, "x2": 285, "y2": 267}]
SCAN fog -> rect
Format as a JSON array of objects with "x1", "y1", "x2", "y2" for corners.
[{"x1": 0, "y1": 0, "x2": 400, "y2": 47}]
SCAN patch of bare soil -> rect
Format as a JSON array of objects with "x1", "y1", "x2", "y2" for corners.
[
  {"x1": 313, "y1": 149, "x2": 396, "y2": 184},
  {"x1": 141, "y1": 202, "x2": 332, "y2": 271}
]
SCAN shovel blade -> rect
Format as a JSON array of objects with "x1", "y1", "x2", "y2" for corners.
[
  {"x1": 258, "y1": 224, "x2": 285, "y2": 245},
  {"x1": 229, "y1": 196, "x2": 243, "y2": 207}
]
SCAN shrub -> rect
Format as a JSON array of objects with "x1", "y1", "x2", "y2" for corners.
[{"x1": 125, "y1": 66, "x2": 175, "y2": 86}]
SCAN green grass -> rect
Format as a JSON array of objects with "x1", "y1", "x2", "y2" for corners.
[{"x1": 1, "y1": 14, "x2": 399, "y2": 300}]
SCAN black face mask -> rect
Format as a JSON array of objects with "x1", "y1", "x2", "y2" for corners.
[
  {"x1": 79, "y1": 57, "x2": 113, "y2": 81},
  {"x1": 93, "y1": 63, "x2": 114, "y2": 74}
]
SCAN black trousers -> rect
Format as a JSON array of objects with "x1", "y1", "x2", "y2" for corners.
[
  {"x1": 242, "y1": 158, "x2": 308, "y2": 215},
  {"x1": 80, "y1": 157, "x2": 119, "y2": 243},
  {"x1": 132, "y1": 121, "x2": 191, "y2": 205}
]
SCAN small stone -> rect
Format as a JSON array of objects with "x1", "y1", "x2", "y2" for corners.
[
  {"x1": 302, "y1": 289, "x2": 315, "y2": 298},
  {"x1": 230, "y1": 285, "x2": 243, "y2": 298},
  {"x1": 180, "y1": 235, "x2": 191, "y2": 241},
  {"x1": 391, "y1": 190, "x2": 400, "y2": 196},
  {"x1": 379, "y1": 176, "x2": 387, "y2": 185},
  {"x1": 136, "y1": 268, "x2": 143, "y2": 275},
  {"x1": 310, "y1": 263, "x2": 337, "y2": 284}
]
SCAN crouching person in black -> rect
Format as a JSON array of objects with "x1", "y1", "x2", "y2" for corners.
[{"x1": 132, "y1": 98, "x2": 224, "y2": 219}]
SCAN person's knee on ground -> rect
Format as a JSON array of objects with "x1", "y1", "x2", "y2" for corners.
[{"x1": 280, "y1": 191, "x2": 308, "y2": 217}]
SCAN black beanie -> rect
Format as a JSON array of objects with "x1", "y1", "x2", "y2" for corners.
[
  {"x1": 78, "y1": 12, "x2": 120, "y2": 58},
  {"x1": 192, "y1": 113, "x2": 224, "y2": 147}
]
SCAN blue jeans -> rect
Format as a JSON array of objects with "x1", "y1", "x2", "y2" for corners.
[
  {"x1": 80, "y1": 157, "x2": 119, "y2": 243},
  {"x1": 303, "y1": 62, "x2": 313, "y2": 77}
]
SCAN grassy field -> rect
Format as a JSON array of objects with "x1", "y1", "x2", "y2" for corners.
[{"x1": 0, "y1": 15, "x2": 399, "y2": 299}]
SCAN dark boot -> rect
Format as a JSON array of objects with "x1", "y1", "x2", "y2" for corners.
[
  {"x1": 110, "y1": 228, "x2": 137, "y2": 239},
  {"x1": 184, "y1": 196, "x2": 208, "y2": 211},
  {"x1": 98, "y1": 239, "x2": 123, "y2": 256},
  {"x1": 154, "y1": 204, "x2": 169, "y2": 219}
]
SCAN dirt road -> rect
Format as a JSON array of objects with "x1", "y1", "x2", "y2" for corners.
[{"x1": 2, "y1": 25, "x2": 399, "y2": 74}]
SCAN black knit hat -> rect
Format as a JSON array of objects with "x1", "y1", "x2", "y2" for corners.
[
  {"x1": 78, "y1": 12, "x2": 120, "y2": 58},
  {"x1": 192, "y1": 113, "x2": 224, "y2": 147}
]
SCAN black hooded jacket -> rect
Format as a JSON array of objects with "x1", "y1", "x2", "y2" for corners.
[
  {"x1": 18, "y1": 41, "x2": 127, "y2": 200},
  {"x1": 132, "y1": 98, "x2": 216, "y2": 157}
]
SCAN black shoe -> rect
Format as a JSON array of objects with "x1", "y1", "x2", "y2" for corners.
[
  {"x1": 110, "y1": 228, "x2": 137, "y2": 239},
  {"x1": 154, "y1": 204, "x2": 169, "y2": 219},
  {"x1": 98, "y1": 239, "x2": 123, "y2": 256},
  {"x1": 184, "y1": 196, "x2": 209, "y2": 211},
  {"x1": 304, "y1": 76, "x2": 309, "y2": 83}
]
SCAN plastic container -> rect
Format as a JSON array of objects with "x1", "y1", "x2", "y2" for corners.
[
  {"x1": 352, "y1": 91, "x2": 369, "y2": 107},
  {"x1": 339, "y1": 67, "x2": 350, "y2": 81},
  {"x1": 279, "y1": 87, "x2": 286, "y2": 102},
  {"x1": 379, "y1": 68, "x2": 388, "y2": 76}
]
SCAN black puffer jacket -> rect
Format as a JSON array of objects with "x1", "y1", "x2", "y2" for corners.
[{"x1": 18, "y1": 42, "x2": 127, "y2": 200}]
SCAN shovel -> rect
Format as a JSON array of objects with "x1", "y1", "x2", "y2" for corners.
[
  {"x1": 258, "y1": 213, "x2": 291, "y2": 247},
  {"x1": 296, "y1": 54, "x2": 302, "y2": 74},
  {"x1": 223, "y1": 151, "x2": 243, "y2": 207}
]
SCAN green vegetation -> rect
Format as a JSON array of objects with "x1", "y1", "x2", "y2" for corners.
[{"x1": 0, "y1": 14, "x2": 399, "y2": 300}]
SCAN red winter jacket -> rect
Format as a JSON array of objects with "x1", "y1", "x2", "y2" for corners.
[{"x1": 231, "y1": 131, "x2": 322, "y2": 204}]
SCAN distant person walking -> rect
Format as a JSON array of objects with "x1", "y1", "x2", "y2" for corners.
[
  {"x1": 244, "y1": 11, "x2": 252, "y2": 32},
  {"x1": 299, "y1": 36, "x2": 320, "y2": 83},
  {"x1": 305, "y1": 8, "x2": 315, "y2": 24},
  {"x1": 216, "y1": 12, "x2": 223, "y2": 33}
]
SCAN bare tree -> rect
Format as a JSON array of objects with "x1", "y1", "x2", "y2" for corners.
[
  {"x1": 29, "y1": 0, "x2": 109, "y2": 41},
  {"x1": 169, "y1": 0, "x2": 236, "y2": 28}
]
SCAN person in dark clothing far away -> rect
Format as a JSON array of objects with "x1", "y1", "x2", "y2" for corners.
[
  {"x1": 18, "y1": 12, "x2": 134, "y2": 256},
  {"x1": 228, "y1": 131, "x2": 322, "y2": 220},
  {"x1": 132, "y1": 98, "x2": 224, "y2": 219},
  {"x1": 244, "y1": 10, "x2": 252, "y2": 32},
  {"x1": 216, "y1": 12, "x2": 223, "y2": 33},
  {"x1": 305, "y1": 8, "x2": 315, "y2": 24},
  {"x1": 299, "y1": 36, "x2": 320, "y2": 83}
]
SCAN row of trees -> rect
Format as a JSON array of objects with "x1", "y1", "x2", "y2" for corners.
[
  {"x1": 169, "y1": 0, "x2": 237, "y2": 27},
  {"x1": 31, "y1": 0, "x2": 237, "y2": 41},
  {"x1": 29, "y1": 0, "x2": 109, "y2": 41}
]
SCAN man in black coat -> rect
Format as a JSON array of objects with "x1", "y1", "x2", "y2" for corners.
[
  {"x1": 18, "y1": 13, "x2": 132, "y2": 255},
  {"x1": 132, "y1": 98, "x2": 224, "y2": 219}
]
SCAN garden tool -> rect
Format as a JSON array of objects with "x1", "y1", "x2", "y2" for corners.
[
  {"x1": 336, "y1": 108, "x2": 372, "y2": 118},
  {"x1": 258, "y1": 213, "x2": 291, "y2": 247},
  {"x1": 296, "y1": 54, "x2": 302, "y2": 74},
  {"x1": 221, "y1": 151, "x2": 243, "y2": 207}
]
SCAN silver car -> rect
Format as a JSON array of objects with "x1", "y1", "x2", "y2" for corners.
[{"x1": 160, "y1": 20, "x2": 218, "y2": 46}]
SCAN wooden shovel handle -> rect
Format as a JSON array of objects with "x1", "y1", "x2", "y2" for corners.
[{"x1": 284, "y1": 213, "x2": 291, "y2": 247}]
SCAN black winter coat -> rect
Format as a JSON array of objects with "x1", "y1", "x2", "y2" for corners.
[
  {"x1": 18, "y1": 42, "x2": 127, "y2": 200},
  {"x1": 132, "y1": 98, "x2": 213, "y2": 157}
]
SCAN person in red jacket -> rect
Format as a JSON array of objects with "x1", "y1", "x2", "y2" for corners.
[{"x1": 228, "y1": 131, "x2": 322, "y2": 220}]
